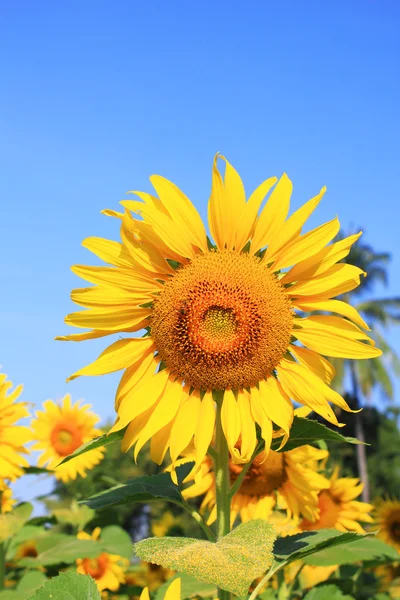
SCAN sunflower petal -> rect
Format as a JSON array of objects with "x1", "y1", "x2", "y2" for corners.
[
  {"x1": 251, "y1": 173, "x2": 292, "y2": 252},
  {"x1": 234, "y1": 176, "x2": 277, "y2": 252},
  {"x1": 294, "y1": 299, "x2": 370, "y2": 331}
]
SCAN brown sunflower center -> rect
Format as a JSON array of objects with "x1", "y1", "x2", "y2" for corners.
[
  {"x1": 18, "y1": 542, "x2": 38, "y2": 558},
  {"x1": 390, "y1": 519, "x2": 400, "y2": 543},
  {"x1": 151, "y1": 250, "x2": 293, "y2": 390},
  {"x1": 82, "y1": 554, "x2": 109, "y2": 580},
  {"x1": 51, "y1": 422, "x2": 83, "y2": 457},
  {"x1": 229, "y1": 450, "x2": 287, "y2": 496}
]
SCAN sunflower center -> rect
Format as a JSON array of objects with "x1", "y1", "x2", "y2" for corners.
[
  {"x1": 151, "y1": 250, "x2": 293, "y2": 390},
  {"x1": 82, "y1": 554, "x2": 109, "y2": 579},
  {"x1": 229, "y1": 450, "x2": 287, "y2": 496},
  {"x1": 390, "y1": 519, "x2": 400, "y2": 543},
  {"x1": 18, "y1": 543, "x2": 38, "y2": 558},
  {"x1": 51, "y1": 422, "x2": 83, "y2": 457}
]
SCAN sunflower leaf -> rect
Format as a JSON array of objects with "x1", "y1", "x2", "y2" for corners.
[
  {"x1": 303, "y1": 536, "x2": 400, "y2": 566},
  {"x1": 0, "y1": 503, "x2": 33, "y2": 543},
  {"x1": 53, "y1": 502, "x2": 95, "y2": 531},
  {"x1": 18, "y1": 534, "x2": 101, "y2": 567},
  {"x1": 58, "y1": 428, "x2": 126, "y2": 465},
  {"x1": 81, "y1": 462, "x2": 193, "y2": 510},
  {"x1": 273, "y1": 417, "x2": 365, "y2": 452},
  {"x1": 135, "y1": 519, "x2": 276, "y2": 598},
  {"x1": 303, "y1": 585, "x2": 354, "y2": 600},
  {"x1": 98, "y1": 525, "x2": 133, "y2": 559},
  {"x1": 273, "y1": 529, "x2": 370, "y2": 567},
  {"x1": 29, "y1": 571, "x2": 100, "y2": 600}
]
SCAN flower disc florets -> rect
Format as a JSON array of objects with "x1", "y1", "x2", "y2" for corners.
[
  {"x1": 151, "y1": 249, "x2": 293, "y2": 390},
  {"x1": 229, "y1": 450, "x2": 287, "y2": 495}
]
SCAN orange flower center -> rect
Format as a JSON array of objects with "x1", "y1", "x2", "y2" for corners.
[
  {"x1": 50, "y1": 421, "x2": 83, "y2": 456},
  {"x1": 301, "y1": 490, "x2": 341, "y2": 530},
  {"x1": 151, "y1": 250, "x2": 293, "y2": 390},
  {"x1": 389, "y1": 516, "x2": 400, "y2": 543},
  {"x1": 82, "y1": 554, "x2": 109, "y2": 579},
  {"x1": 18, "y1": 542, "x2": 38, "y2": 558},
  {"x1": 229, "y1": 450, "x2": 287, "y2": 496}
]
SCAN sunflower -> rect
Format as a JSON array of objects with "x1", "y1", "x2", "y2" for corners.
[
  {"x1": 58, "y1": 155, "x2": 380, "y2": 469},
  {"x1": 140, "y1": 578, "x2": 181, "y2": 600},
  {"x1": 0, "y1": 373, "x2": 31, "y2": 481},
  {"x1": 183, "y1": 445, "x2": 330, "y2": 524},
  {"x1": 376, "y1": 500, "x2": 400, "y2": 551},
  {"x1": 14, "y1": 540, "x2": 39, "y2": 559},
  {"x1": 31, "y1": 394, "x2": 104, "y2": 482},
  {"x1": 0, "y1": 480, "x2": 15, "y2": 513},
  {"x1": 125, "y1": 562, "x2": 175, "y2": 592},
  {"x1": 301, "y1": 468, "x2": 374, "y2": 533},
  {"x1": 151, "y1": 511, "x2": 182, "y2": 537},
  {"x1": 76, "y1": 527, "x2": 128, "y2": 592}
]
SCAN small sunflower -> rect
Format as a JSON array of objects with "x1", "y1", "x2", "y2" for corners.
[
  {"x1": 14, "y1": 540, "x2": 39, "y2": 559},
  {"x1": 151, "y1": 511, "x2": 182, "y2": 537},
  {"x1": 0, "y1": 480, "x2": 15, "y2": 513},
  {"x1": 0, "y1": 373, "x2": 31, "y2": 481},
  {"x1": 76, "y1": 527, "x2": 128, "y2": 592},
  {"x1": 58, "y1": 155, "x2": 380, "y2": 469},
  {"x1": 183, "y1": 445, "x2": 329, "y2": 524},
  {"x1": 301, "y1": 468, "x2": 374, "y2": 533},
  {"x1": 376, "y1": 500, "x2": 400, "y2": 551},
  {"x1": 31, "y1": 394, "x2": 104, "y2": 482}
]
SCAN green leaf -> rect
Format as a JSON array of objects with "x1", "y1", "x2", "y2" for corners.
[
  {"x1": 29, "y1": 572, "x2": 101, "y2": 599},
  {"x1": 53, "y1": 501, "x2": 95, "y2": 530},
  {"x1": 22, "y1": 466, "x2": 53, "y2": 475},
  {"x1": 98, "y1": 525, "x2": 133, "y2": 560},
  {"x1": 0, "y1": 572, "x2": 48, "y2": 600},
  {"x1": 82, "y1": 462, "x2": 193, "y2": 510},
  {"x1": 303, "y1": 585, "x2": 354, "y2": 600},
  {"x1": 273, "y1": 529, "x2": 369, "y2": 566},
  {"x1": 135, "y1": 519, "x2": 276, "y2": 598},
  {"x1": 18, "y1": 535, "x2": 101, "y2": 567},
  {"x1": 303, "y1": 537, "x2": 400, "y2": 566},
  {"x1": 272, "y1": 417, "x2": 365, "y2": 452},
  {"x1": 6, "y1": 525, "x2": 46, "y2": 560},
  {"x1": 154, "y1": 573, "x2": 216, "y2": 600},
  {"x1": 59, "y1": 428, "x2": 126, "y2": 465},
  {"x1": 0, "y1": 503, "x2": 33, "y2": 543}
]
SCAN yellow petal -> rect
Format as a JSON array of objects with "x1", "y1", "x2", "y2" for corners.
[
  {"x1": 112, "y1": 367, "x2": 169, "y2": 431},
  {"x1": 71, "y1": 286, "x2": 139, "y2": 308},
  {"x1": 277, "y1": 359, "x2": 342, "y2": 426},
  {"x1": 169, "y1": 390, "x2": 201, "y2": 464},
  {"x1": 165, "y1": 578, "x2": 181, "y2": 600},
  {"x1": 281, "y1": 232, "x2": 362, "y2": 283},
  {"x1": 55, "y1": 329, "x2": 113, "y2": 342},
  {"x1": 272, "y1": 217, "x2": 340, "y2": 271},
  {"x1": 207, "y1": 154, "x2": 226, "y2": 249},
  {"x1": 134, "y1": 378, "x2": 183, "y2": 460},
  {"x1": 265, "y1": 186, "x2": 326, "y2": 262},
  {"x1": 290, "y1": 345, "x2": 335, "y2": 384},
  {"x1": 67, "y1": 337, "x2": 154, "y2": 381},
  {"x1": 258, "y1": 378, "x2": 293, "y2": 447},
  {"x1": 71, "y1": 264, "x2": 163, "y2": 292},
  {"x1": 251, "y1": 173, "x2": 293, "y2": 252},
  {"x1": 115, "y1": 352, "x2": 157, "y2": 410},
  {"x1": 194, "y1": 391, "x2": 215, "y2": 471},
  {"x1": 294, "y1": 299, "x2": 370, "y2": 331},
  {"x1": 65, "y1": 307, "x2": 150, "y2": 331},
  {"x1": 150, "y1": 175, "x2": 208, "y2": 252},
  {"x1": 150, "y1": 418, "x2": 176, "y2": 464},
  {"x1": 249, "y1": 386, "x2": 273, "y2": 452},
  {"x1": 294, "y1": 316, "x2": 381, "y2": 359},
  {"x1": 221, "y1": 389, "x2": 241, "y2": 457},
  {"x1": 140, "y1": 587, "x2": 150, "y2": 600},
  {"x1": 288, "y1": 264, "x2": 365, "y2": 298},
  {"x1": 234, "y1": 176, "x2": 278, "y2": 252},
  {"x1": 82, "y1": 237, "x2": 135, "y2": 268},
  {"x1": 233, "y1": 391, "x2": 257, "y2": 463}
]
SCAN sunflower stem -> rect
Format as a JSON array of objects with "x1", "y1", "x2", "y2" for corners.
[{"x1": 214, "y1": 394, "x2": 231, "y2": 600}]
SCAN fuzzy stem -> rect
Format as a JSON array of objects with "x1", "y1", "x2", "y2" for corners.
[{"x1": 214, "y1": 394, "x2": 231, "y2": 600}]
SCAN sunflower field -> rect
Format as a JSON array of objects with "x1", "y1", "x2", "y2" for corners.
[{"x1": 1, "y1": 155, "x2": 400, "y2": 600}]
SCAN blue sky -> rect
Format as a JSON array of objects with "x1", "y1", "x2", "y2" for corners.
[{"x1": 1, "y1": 1, "x2": 399, "y2": 502}]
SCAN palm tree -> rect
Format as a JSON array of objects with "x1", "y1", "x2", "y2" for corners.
[{"x1": 330, "y1": 231, "x2": 400, "y2": 502}]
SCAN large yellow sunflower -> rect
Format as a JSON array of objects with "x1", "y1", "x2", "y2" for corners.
[
  {"x1": 58, "y1": 155, "x2": 380, "y2": 469},
  {"x1": 31, "y1": 394, "x2": 104, "y2": 482},
  {"x1": 76, "y1": 527, "x2": 128, "y2": 592},
  {"x1": 301, "y1": 468, "x2": 374, "y2": 533},
  {"x1": 0, "y1": 373, "x2": 31, "y2": 481},
  {"x1": 376, "y1": 500, "x2": 400, "y2": 551},
  {"x1": 183, "y1": 445, "x2": 330, "y2": 524}
]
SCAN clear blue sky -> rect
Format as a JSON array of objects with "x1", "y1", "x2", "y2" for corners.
[{"x1": 1, "y1": 1, "x2": 399, "y2": 501}]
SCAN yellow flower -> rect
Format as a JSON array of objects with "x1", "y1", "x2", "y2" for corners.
[
  {"x1": 140, "y1": 578, "x2": 181, "y2": 600},
  {"x1": 58, "y1": 155, "x2": 379, "y2": 469},
  {"x1": 151, "y1": 511, "x2": 181, "y2": 537},
  {"x1": 376, "y1": 563, "x2": 400, "y2": 598},
  {"x1": 300, "y1": 565, "x2": 338, "y2": 589},
  {"x1": 0, "y1": 373, "x2": 31, "y2": 481},
  {"x1": 14, "y1": 540, "x2": 39, "y2": 559},
  {"x1": 76, "y1": 527, "x2": 128, "y2": 592},
  {"x1": 301, "y1": 468, "x2": 374, "y2": 533},
  {"x1": 376, "y1": 500, "x2": 400, "y2": 551},
  {"x1": 183, "y1": 445, "x2": 330, "y2": 524},
  {"x1": 125, "y1": 561, "x2": 175, "y2": 591},
  {"x1": 0, "y1": 480, "x2": 15, "y2": 513},
  {"x1": 31, "y1": 394, "x2": 104, "y2": 482}
]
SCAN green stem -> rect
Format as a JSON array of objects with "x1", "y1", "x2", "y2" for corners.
[{"x1": 214, "y1": 394, "x2": 231, "y2": 600}]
